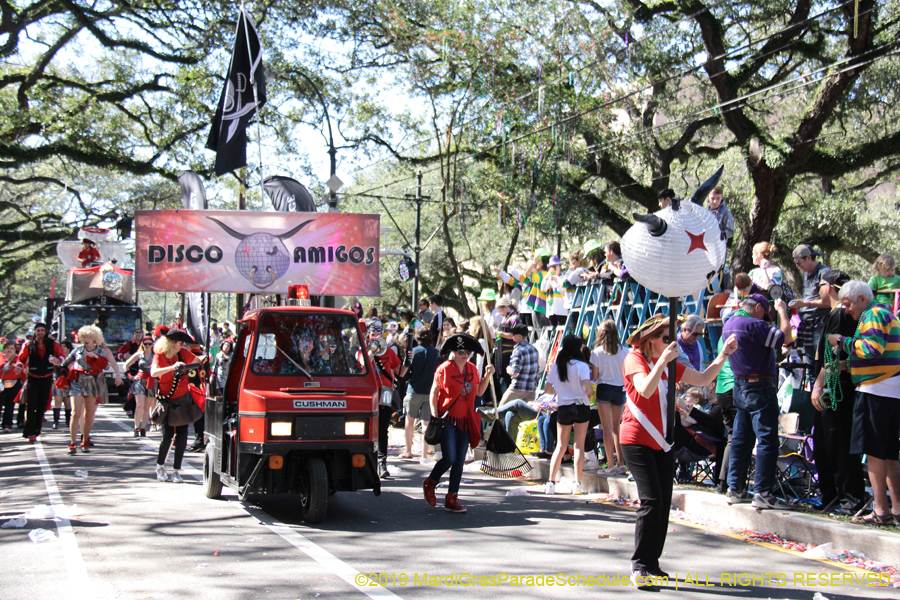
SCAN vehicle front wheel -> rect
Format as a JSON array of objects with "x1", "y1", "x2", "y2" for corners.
[
  {"x1": 299, "y1": 457, "x2": 328, "y2": 524},
  {"x1": 203, "y1": 445, "x2": 223, "y2": 499}
]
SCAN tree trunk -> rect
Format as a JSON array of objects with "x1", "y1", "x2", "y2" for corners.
[{"x1": 731, "y1": 161, "x2": 790, "y2": 272}]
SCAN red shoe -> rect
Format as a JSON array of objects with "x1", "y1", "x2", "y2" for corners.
[
  {"x1": 81, "y1": 435, "x2": 91, "y2": 453},
  {"x1": 444, "y1": 493, "x2": 466, "y2": 513},
  {"x1": 68, "y1": 444, "x2": 77, "y2": 455},
  {"x1": 423, "y1": 478, "x2": 437, "y2": 506},
  {"x1": 28, "y1": 436, "x2": 36, "y2": 443}
]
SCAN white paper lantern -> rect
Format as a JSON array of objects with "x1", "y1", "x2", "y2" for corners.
[{"x1": 621, "y1": 200, "x2": 726, "y2": 298}]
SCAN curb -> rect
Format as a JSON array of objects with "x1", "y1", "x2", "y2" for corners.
[{"x1": 482, "y1": 451, "x2": 900, "y2": 568}]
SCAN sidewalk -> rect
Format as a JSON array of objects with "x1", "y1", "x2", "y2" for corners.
[{"x1": 520, "y1": 454, "x2": 900, "y2": 568}]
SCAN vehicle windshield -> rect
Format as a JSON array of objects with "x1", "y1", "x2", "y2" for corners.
[
  {"x1": 60, "y1": 306, "x2": 142, "y2": 349},
  {"x1": 251, "y1": 312, "x2": 366, "y2": 377}
]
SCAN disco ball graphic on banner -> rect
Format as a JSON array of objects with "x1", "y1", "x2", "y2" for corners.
[
  {"x1": 208, "y1": 217, "x2": 314, "y2": 290},
  {"x1": 102, "y1": 270, "x2": 123, "y2": 293},
  {"x1": 234, "y1": 234, "x2": 293, "y2": 286}
]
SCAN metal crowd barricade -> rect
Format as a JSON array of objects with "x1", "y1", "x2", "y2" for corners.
[{"x1": 535, "y1": 279, "x2": 711, "y2": 388}]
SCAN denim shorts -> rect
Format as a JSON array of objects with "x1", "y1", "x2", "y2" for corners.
[
  {"x1": 595, "y1": 383, "x2": 626, "y2": 407},
  {"x1": 557, "y1": 402, "x2": 591, "y2": 425}
]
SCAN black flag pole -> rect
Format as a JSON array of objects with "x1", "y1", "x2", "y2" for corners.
[
  {"x1": 667, "y1": 296, "x2": 678, "y2": 445},
  {"x1": 240, "y1": 6, "x2": 266, "y2": 202}
]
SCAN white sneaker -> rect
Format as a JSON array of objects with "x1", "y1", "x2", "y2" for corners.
[
  {"x1": 572, "y1": 482, "x2": 582, "y2": 495},
  {"x1": 155, "y1": 464, "x2": 168, "y2": 482},
  {"x1": 583, "y1": 454, "x2": 601, "y2": 470},
  {"x1": 544, "y1": 481, "x2": 556, "y2": 495},
  {"x1": 170, "y1": 470, "x2": 184, "y2": 484}
]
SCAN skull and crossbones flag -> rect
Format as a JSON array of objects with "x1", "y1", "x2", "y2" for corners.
[{"x1": 206, "y1": 8, "x2": 267, "y2": 176}]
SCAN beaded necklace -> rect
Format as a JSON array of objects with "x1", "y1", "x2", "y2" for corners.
[
  {"x1": 732, "y1": 308, "x2": 753, "y2": 319},
  {"x1": 823, "y1": 339, "x2": 843, "y2": 410},
  {"x1": 826, "y1": 301, "x2": 875, "y2": 410}
]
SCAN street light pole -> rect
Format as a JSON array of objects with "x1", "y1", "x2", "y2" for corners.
[
  {"x1": 413, "y1": 171, "x2": 423, "y2": 310},
  {"x1": 292, "y1": 71, "x2": 338, "y2": 209}
]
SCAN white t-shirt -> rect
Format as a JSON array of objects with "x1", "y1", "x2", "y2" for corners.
[
  {"x1": 563, "y1": 268, "x2": 586, "y2": 309},
  {"x1": 547, "y1": 359, "x2": 592, "y2": 405},
  {"x1": 487, "y1": 308, "x2": 503, "y2": 338},
  {"x1": 590, "y1": 345, "x2": 629, "y2": 386}
]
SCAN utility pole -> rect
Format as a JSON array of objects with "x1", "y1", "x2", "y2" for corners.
[
  {"x1": 413, "y1": 171, "x2": 422, "y2": 310},
  {"x1": 407, "y1": 171, "x2": 431, "y2": 311}
]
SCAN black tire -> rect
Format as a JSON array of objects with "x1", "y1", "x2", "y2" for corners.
[
  {"x1": 299, "y1": 457, "x2": 329, "y2": 524},
  {"x1": 203, "y1": 445, "x2": 223, "y2": 500}
]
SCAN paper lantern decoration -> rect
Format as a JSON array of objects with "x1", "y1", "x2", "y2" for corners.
[{"x1": 620, "y1": 168, "x2": 727, "y2": 298}]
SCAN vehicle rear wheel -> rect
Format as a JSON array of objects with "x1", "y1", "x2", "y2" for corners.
[
  {"x1": 299, "y1": 457, "x2": 328, "y2": 524},
  {"x1": 203, "y1": 445, "x2": 223, "y2": 499}
]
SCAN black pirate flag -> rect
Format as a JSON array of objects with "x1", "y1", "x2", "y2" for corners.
[{"x1": 206, "y1": 8, "x2": 267, "y2": 176}]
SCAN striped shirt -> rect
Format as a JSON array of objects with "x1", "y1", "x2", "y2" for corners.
[
  {"x1": 499, "y1": 268, "x2": 548, "y2": 316},
  {"x1": 841, "y1": 304, "x2": 900, "y2": 398}
]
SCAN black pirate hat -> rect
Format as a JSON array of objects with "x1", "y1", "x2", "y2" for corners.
[
  {"x1": 164, "y1": 329, "x2": 194, "y2": 344},
  {"x1": 439, "y1": 332, "x2": 484, "y2": 356}
]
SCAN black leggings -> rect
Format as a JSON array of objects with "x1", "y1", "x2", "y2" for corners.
[
  {"x1": 378, "y1": 405, "x2": 393, "y2": 456},
  {"x1": 0, "y1": 381, "x2": 22, "y2": 429},
  {"x1": 157, "y1": 423, "x2": 189, "y2": 470}
]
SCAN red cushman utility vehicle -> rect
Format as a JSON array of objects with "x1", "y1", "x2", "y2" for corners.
[{"x1": 203, "y1": 306, "x2": 381, "y2": 523}]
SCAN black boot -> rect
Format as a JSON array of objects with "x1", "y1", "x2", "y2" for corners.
[
  {"x1": 377, "y1": 453, "x2": 390, "y2": 479},
  {"x1": 52, "y1": 408, "x2": 60, "y2": 429}
]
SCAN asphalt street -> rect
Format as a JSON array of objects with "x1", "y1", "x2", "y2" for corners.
[{"x1": 0, "y1": 404, "x2": 896, "y2": 600}]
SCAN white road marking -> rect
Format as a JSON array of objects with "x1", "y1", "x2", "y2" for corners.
[
  {"x1": 103, "y1": 405, "x2": 398, "y2": 599},
  {"x1": 248, "y1": 509, "x2": 401, "y2": 600},
  {"x1": 33, "y1": 440, "x2": 91, "y2": 599}
]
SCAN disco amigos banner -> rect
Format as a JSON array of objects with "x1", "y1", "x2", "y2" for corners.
[{"x1": 134, "y1": 210, "x2": 380, "y2": 295}]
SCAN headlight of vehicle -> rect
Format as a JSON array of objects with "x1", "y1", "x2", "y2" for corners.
[
  {"x1": 270, "y1": 421, "x2": 292, "y2": 437},
  {"x1": 345, "y1": 421, "x2": 365, "y2": 436}
]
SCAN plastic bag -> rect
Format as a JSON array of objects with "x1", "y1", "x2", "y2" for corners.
[
  {"x1": 28, "y1": 529, "x2": 57, "y2": 543},
  {"x1": 505, "y1": 487, "x2": 529, "y2": 497},
  {"x1": 25, "y1": 503, "x2": 81, "y2": 520},
  {"x1": 803, "y1": 543, "x2": 835, "y2": 560},
  {"x1": 1, "y1": 517, "x2": 26, "y2": 529},
  {"x1": 25, "y1": 505, "x2": 54, "y2": 519}
]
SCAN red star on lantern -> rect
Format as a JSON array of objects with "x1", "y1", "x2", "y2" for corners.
[{"x1": 686, "y1": 230, "x2": 707, "y2": 254}]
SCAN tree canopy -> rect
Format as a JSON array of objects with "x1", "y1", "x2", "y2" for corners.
[{"x1": 2, "y1": 0, "x2": 900, "y2": 332}]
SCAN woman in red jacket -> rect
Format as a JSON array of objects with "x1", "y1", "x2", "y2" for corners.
[
  {"x1": 61, "y1": 326, "x2": 109, "y2": 454},
  {"x1": 150, "y1": 329, "x2": 199, "y2": 483},
  {"x1": 1, "y1": 341, "x2": 26, "y2": 433},
  {"x1": 423, "y1": 333, "x2": 494, "y2": 513}
]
